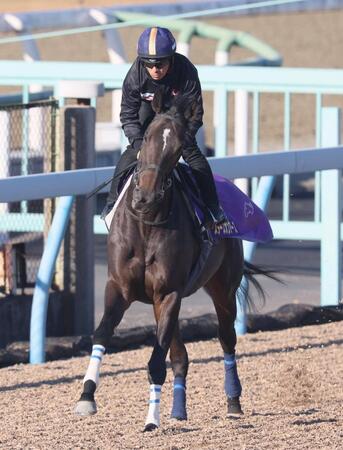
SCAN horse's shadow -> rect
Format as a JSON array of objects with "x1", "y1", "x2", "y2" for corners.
[
  {"x1": 292, "y1": 418, "x2": 337, "y2": 426},
  {"x1": 0, "y1": 365, "x2": 146, "y2": 393},
  {"x1": 2, "y1": 337, "x2": 342, "y2": 393},
  {"x1": 191, "y1": 337, "x2": 343, "y2": 366},
  {"x1": 161, "y1": 426, "x2": 202, "y2": 435}
]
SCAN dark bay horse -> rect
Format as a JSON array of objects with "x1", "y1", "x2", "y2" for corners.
[{"x1": 75, "y1": 90, "x2": 267, "y2": 430}]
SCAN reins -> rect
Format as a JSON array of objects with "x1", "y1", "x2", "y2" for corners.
[
  {"x1": 86, "y1": 161, "x2": 138, "y2": 199},
  {"x1": 126, "y1": 204, "x2": 173, "y2": 226}
]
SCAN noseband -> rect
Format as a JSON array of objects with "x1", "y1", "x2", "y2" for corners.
[
  {"x1": 129, "y1": 163, "x2": 173, "y2": 226},
  {"x1": 133, "y1": 164, "x2": 172, "y2": 203}
]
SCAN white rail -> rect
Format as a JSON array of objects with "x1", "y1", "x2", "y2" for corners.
[{"x1": 0, "y1": 147, "x2": 342, "y2": 202}]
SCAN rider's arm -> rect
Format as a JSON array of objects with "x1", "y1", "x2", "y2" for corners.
[
  {"x1": 120, "y1": 64, "x2": 144, "y2": 151},
  {"x1": 183, "y1": 75, "x2": 204, "y2": 139}
]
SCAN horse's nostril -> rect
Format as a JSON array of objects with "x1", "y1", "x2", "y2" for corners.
[
  {"x1": 133, "y1": 188, "x2": 141, "y2": 201},
  {"x1": 132, "y1": 188, "x2": 150, "y2": 210}
]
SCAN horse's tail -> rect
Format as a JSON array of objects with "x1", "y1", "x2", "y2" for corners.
[{"x1": 239, "y1": 260, "x2": 282, "y2": 312}]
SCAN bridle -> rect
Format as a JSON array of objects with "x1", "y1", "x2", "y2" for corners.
[
  {"x1": 128, "y1": 163, "x2": 173, "y2": 226},
  {"x1": 133, "y1": 164, "x2": 172, "y2": 201}
]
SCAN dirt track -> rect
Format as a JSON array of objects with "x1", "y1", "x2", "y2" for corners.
[{"x1": 0, "y1": 321, "x2": 342, "y2": 449}]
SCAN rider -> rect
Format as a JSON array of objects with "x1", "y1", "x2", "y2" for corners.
[{"x1": 102, "y1": 26, "x2": 227, "y2": 225}]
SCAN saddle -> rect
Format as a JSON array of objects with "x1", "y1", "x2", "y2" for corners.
[{"x1": 173, "y1": 164, "x2": 216, "y2": 240}]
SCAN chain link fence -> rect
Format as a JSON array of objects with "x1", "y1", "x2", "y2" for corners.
[{"x1": 0, "y1": 100, "x2": 59, "y2": 296}]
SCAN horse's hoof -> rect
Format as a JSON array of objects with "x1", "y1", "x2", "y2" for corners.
[
  {"x1": 170, "y1": 413, "x2": 187, "y2": 421},
  {"x1": 227, "y1": 397, "x2": 243, "y2": 418},
  {"x1": 74, "y1": 400, "x2": 97, "y2": 416},
  {"x1": 227, "y1": 411, "x2": 244, "y2": 419},
  {"x1": 143, "y1": 423, "x2": 158, "y2": 432}
]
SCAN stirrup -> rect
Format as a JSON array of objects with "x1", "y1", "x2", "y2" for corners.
[{"x1": 209, "y1": 205, "x2": 227, "y2": 226}]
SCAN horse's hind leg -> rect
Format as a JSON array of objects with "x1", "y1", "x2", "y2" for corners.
[
  {"x1": 169, "y1": 323, "x2": 189, "y2": 420},
  {"x1": 75, "y1": 279, "x2": 127, "y2": 416},
  {"x1": 204, "y1": 245, "x2": 244, "y2": 417}
]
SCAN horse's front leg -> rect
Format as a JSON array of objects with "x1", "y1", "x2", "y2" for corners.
[
  {"x1": 144, "y1": 291, "x2": 181, "y2": 432},
  {"x1": 75, "y1": 279, "x2": 127, "y2": 416}
]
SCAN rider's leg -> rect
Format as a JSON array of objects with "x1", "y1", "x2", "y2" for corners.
[
  {"x1": 101, "y1": 145, "x2": 139, "y2": 218},
  {"x1": 182, "y1": 140, "x2": 227, "y2": 224}
]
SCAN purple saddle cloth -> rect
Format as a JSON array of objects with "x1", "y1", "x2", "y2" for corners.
[{"x1": 210, "y1": 174, "x2": 273, "y2": 243}]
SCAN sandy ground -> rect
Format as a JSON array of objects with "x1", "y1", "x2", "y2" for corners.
[{"x1": 0, "y1": 320, "x2": 342, "y2": 449}]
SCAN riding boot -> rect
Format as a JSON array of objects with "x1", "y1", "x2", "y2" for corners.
[
  {"x1": 182, "y1": 142, "x2": 227, "y2": 225},
  {"x1": 101, "y1": 145, "x2": 139, "y2": 219},
  {"x1": 192, "y1": 171, "x2": 227, "y2": 225}
]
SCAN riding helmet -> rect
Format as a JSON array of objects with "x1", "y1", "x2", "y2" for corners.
[{"x1": 137, "y1": 27, "x2": 176, "y2": 63}]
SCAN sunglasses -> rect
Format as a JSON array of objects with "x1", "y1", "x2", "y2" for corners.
[{"x1": 143, "y1": 59, "x2": 170, "y2": 69}]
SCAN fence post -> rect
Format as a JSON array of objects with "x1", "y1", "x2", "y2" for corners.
[
  {"x1": 0, "y1": 111, "x2": 10, "y2": 293},
  {"x1": 89, "y1": 9, "x2": 126, "y2": 132},
  {"x1": 214, "y1": 86, "x2": 228, "y2": 157},
  {"x1": 59, "y1": 81, "x2": 104, "y2": 335},
  {"x1": 234, "y1": 90, "x2": 249, "y2": 194},
  {"x1": 30, "y1": 196, "x2": 74, "y2": 364},
  {"x1": 320, "y1": 107, "x2": 341, "y2": 306},
  {"x1": 236, "y1": 175, "x2": 276, "y2": 336}
]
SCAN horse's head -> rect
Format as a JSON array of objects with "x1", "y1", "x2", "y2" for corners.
[{"x1": 132, "y1": 88, "x2": 197, "y2": 213}]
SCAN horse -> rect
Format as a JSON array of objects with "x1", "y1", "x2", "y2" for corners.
[{"x1": 75, "y1": 89, "x2": 270, "y2": 431}]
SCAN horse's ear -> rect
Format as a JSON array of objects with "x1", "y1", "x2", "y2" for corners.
[{"x1": 152, "y1": 87, "x2": 165, "y2": 114}]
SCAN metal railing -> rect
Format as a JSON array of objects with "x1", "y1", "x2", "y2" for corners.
[{"x1": 0, "y1": 62, "x2": 343, "y2": 262}]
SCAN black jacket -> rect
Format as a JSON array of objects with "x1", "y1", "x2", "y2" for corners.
[{"x1": 120, "y1": 53, "x2": 204, "y2": 151}]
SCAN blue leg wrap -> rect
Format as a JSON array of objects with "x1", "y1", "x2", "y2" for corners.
[
  {"x1": 224, "y1": 353, "x2": 242, "y2": 398},
  {"x1": 171, "y1": 376, "x2": 187, "y2": 420}
]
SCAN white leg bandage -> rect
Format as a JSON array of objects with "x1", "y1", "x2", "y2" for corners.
[
  {"x1": 145, "y1": 384, "x2": 162, "y2": 427},
  {"x1": 83, "y1": 345, "x2": 105, "y2": 387}
]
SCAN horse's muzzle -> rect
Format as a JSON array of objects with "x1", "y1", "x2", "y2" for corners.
[{"x1": 132, "y1": 187, "x2": 163, "y2": 213}]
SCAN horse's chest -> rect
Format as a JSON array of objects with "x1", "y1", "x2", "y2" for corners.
[{"x1": 110, "y1": 230, "x2": 192, "y2": 300}]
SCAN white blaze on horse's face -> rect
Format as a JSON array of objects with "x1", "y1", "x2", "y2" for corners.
[{"x1": 162, "y1": 128, "x2": 171, "y2": 151}]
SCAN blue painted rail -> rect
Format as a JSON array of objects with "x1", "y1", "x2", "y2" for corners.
[{"x1": 29, "y1": 196, "x2": 74, "y2": 364}]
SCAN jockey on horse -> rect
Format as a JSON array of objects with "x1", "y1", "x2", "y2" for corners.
[{"x1": 102, "y1": 26, "x2": 227, "y2": 226}]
